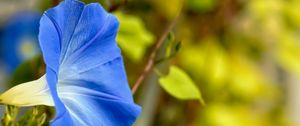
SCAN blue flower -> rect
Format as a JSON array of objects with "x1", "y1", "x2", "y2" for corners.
[
  {"x1": 0, "y1": 0, "x2": 141, "y2": 125},
  {"x1": 1, "y1": 11, "x2": 41, "y2": 73}
]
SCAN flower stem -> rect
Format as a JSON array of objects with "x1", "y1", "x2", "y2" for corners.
[{"x1": 1, "y1": 105, "x2": 19, "y2": 126}]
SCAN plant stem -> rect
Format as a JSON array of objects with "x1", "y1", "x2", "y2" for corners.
[
  {"x1": 131, "y1": 16, "x2": 180, "y2": 94},
  {"x1": 52, "y1": 0, "x2": 59, "y2": 6},
  {"x1": 109, "y1": 0, "x2": 128, "y2": 12}
]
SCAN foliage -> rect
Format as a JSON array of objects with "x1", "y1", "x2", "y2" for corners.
[
  {"x1": 1, "y1": 105, "x2": 54, "y2": 126},
  {"x1": 158, "y1": 66, "x2": 205, "y2": 105},
  {"x1": 114, "y1": 11, "x2": 155, "y2": 63}
]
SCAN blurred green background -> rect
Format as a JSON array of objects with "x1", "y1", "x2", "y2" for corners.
[{"x1": 1, "y1": 0, "x2": 300, "y2": 126}]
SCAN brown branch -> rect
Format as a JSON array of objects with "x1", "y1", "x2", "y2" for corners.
[
  {"x1": 109, "y1": 0, "x2": 128, "y2": 12},
  {"x1": 131, "y1": 16, "x2": 180, "y2": 94},
  {"x1": 52, "y1": 0, "x2": 60, "y2": 6}
]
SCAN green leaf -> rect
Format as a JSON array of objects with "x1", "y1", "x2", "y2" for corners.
[
  {"x1": 152, "y1": 0, "x2": 184, "y2": 20},
  {"x1": 9, "y1": 55, "x2": 45, "y2": 87},
  {"x1": 159, "y1": 66, "x2": 205, "y2": 105},
  {"x1": 175, "y1": 41, "x2": 182, "y2": 52},
  {"x1": 114, "y1": 11, "x2": 155, "y2": 63},
  {"x1": 187, "y1": 0, "x2": 217, "y2": 12}
]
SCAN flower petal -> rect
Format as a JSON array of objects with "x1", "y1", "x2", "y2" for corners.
[
  {"x1": 39, "y1": 0, "x2": 141, "y2": 125},
  {"x1": 54, "y1": 57, "x2": 141, "y2": 125},
  {"x1": 39, "y1": 0, "x2": 120, "y2": 72},
  {"x1": 0, "y1": 75, "x2": 54, "y2": 106}
]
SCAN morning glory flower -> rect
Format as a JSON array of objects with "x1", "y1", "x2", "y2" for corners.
[
  {"x1": 0, "y1": 0, "x2": 141, "y2": 125},
  {"x1": 2, "y1": 11, "x2": 41, "y2": 73}
]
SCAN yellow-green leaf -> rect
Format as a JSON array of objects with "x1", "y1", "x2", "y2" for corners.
[
  {"x1": 159, "y1": 66, "x2": 205, "y2": 104},
  {"x1": 114, "y1": 11, "x2": 155, "y2": 63},
  {"x1": 187, "y1": 0, "x2": 217, "y2": 12},
  {"x1": 152, "y1": 0, "x2": 183, "y2": 19}
]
